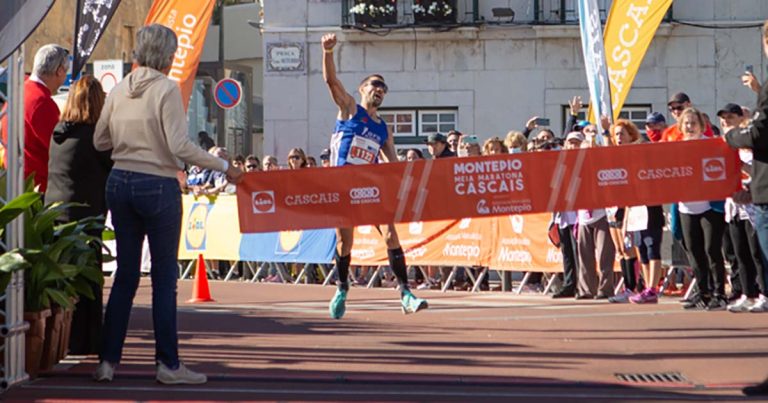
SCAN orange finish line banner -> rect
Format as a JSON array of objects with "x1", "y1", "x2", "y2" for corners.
[{"x1": 237, "y1": 140, "x2": 740, "y2": 233}]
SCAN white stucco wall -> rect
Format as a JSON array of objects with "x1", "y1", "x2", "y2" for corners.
[{"x1": 262, "y1": 0, "x2": 767, "y2": 160}]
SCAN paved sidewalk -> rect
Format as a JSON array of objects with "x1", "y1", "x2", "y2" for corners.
[{"x1": 4, "y1": 278, "x2": 768, "y2": 401}]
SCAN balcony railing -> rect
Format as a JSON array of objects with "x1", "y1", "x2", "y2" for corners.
[
  {"x1": 342, "y1": 0, "x2": 479, "y2": 28},
  {"x1": 340, "y1": 1, "x2": 672, "y2": 28},
  {"x1": 533, "y1": 0, "x2": 672, "y2": 24}
]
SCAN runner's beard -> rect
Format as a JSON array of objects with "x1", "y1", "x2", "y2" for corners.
[{"x1": 370, "y1": 96, "x2": 382, "y2": 107}]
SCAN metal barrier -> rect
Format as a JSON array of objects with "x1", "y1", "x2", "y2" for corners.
[{"x1": 1, "y1": 47, "x2": 29, "y2": 391}]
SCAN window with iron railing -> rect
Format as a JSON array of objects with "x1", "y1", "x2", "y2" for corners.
[
  {"x1": 534, "y1": 0, "x2": 672, "y2": 24},
  {"x1": 341, "y1": 0, "x2": 479, "y2": 28}
]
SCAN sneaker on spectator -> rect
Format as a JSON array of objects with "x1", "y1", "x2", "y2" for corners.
[
  {"x1": 683, "y1": 294, "x2": 709, "y2": 310},
  {"x1": 521, "y1": 283, "x2": 544, "y2": 293},
  {"x1": 609, "y1": 289, "x2": 634, "y2": 303},
  {"x1": 727, "y1": 292, "x2": 743, "y2": 303},
  {"x1": 749, "y1": 295, "x2": 768, "y2": 313},
  {"x1": 630, "y1": 288, "x2": 658, "y2": 304},
  {"x1": 156, "y1": 361, "x2": 207, "y2": 385},
  {"x1": 706, "y1": 295, "x2": 728, "y2": 311},
  {"x1": 93, "y1": 361, "x2": 115, "y2": 382},
  {"x1": 264, "y1": 274, "x2": 280, "y2": 283},
  {"x1": 727, "y1": 295, "x2": 755, "y2": 313}
]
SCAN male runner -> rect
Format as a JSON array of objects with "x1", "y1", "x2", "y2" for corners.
[{"x1": 321, "y1": 33, "x2": 428, "y2": 319}]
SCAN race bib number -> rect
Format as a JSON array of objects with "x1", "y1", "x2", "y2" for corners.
[{"x1": 347, "y1": 135, "x2": 380, "y2": 165}]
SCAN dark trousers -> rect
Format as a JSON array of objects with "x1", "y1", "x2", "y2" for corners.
[
  {"x1": 723, "y1": 226, "x2": 740, "y2": 294},
  {"x1": 101, "y1": 170, "x2": 182, "y2": 368},
  {"x1": 558, "y1": 224, "x2": 577, "y2": 292},
  {"x1": 751, "y1": 204, "x2": 768, "y2": 293},
  {"x1": 729, "y1": 217, "x2": 766, "y2": 297},
  {"x1": 680, "y1": 210, "x2": 726, "y2": 297}
]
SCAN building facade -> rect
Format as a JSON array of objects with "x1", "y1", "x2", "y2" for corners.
[
  {"x1": 261, "y1": 0, "x2": 767, "y2": 160},
  {"x1": 20, "y1": 0, "x2": 265, "y2": 158}
]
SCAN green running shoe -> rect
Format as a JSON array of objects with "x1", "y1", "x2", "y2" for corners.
[
  {"x1": 329, "y1": 288, "x2": 348, "y2": 319},
  {"x1": 401, "y1": 289, "x2": 428, "y2": 315}
]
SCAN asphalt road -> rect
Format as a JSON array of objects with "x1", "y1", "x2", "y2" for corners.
[{"x1": 5, "y1": 278, "x2": 768, "y2": 402}]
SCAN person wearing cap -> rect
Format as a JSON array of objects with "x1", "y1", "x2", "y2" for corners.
[
  {"x1": 321, "y1": 32, "x2": 428, "y2": 319},
  {"x1": 318, "y1": 148, "x2": 331, "y2": 167},
  {"x1": 645, "y1": 112, "x2": 667, "y2": 142},
  {"x1": 426, "y1": 132, "x2": 456, "y2": 158},
  {"x1": 661, "y1": 92, "x2": 714, "y2": 142},
  {"x1": 458, "y1": 135, "x2": 481, "y2": 157},
  {"x1": 718, "y1": 103, "x2": 746, "y2": 131}
]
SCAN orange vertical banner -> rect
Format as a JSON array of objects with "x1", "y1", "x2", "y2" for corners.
[
  {"x1": 143, "y1": 0, "x2": 215, "y2": 110},
  {"x1": 603, "y1": 0, "x2": 673, "y2": 120}
]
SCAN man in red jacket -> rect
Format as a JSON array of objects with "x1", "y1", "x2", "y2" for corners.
[
  {"x1": 661, "y1": 92, "x2": 715, "y2": 142},
  {"x1": 1, "y1": 44, "x2": 69, "y2": 192}
]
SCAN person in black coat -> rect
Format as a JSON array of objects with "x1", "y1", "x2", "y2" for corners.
[
  {"x1": 723, "y1": 20, "x2": 768, "y2": 397},
  {"x1": 44, "y1": 75, "x2": 112, "y2": 356}
]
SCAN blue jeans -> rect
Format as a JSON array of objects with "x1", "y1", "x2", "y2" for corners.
[
  {"x1": 101, "y1": 170, "x2": 182, "y2": 368},
  {"x1": 752, "y1": 204, "x2": 768, "y2": 293}
]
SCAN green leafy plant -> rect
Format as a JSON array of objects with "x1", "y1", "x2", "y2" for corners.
[{"x1": 0, "y1": 181, "x2": 110, "y2": 312}]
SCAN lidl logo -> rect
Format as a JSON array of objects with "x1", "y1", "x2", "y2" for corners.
[
  {"x1": 276, "y1": 230, "x2": 303, "y2": 255},
  {"x1": 185, "y1": 203, "x2": 211, "y2": 250}
]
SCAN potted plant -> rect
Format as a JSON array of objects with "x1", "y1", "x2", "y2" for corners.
[
  {"x1": 350, "y1": 0, "x2": 397, "y2": 27},
  {"x1": 412, "y1": 0, "x2": 456, "y2": 24},
  {"x1": 0, "y1": 185, "x2": 107, "y2": 377}
]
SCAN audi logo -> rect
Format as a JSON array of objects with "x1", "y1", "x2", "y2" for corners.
[
  {"x1": 597, "y1": 169, "x2": 628, "y2": 181},
  {"x1": 349, "y1": 186, "x2": 380, "y2": 200}
]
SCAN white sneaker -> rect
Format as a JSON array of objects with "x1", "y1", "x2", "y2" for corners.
[
  {"x1": 727, "y1": 295, "x2": 754, "y2": 313},
  {"x1": 609, "y1": 289, "x2": 634, "y2": 303},
  {"x1": 93, "y1": 361, "x2": 115, "y2": 382},
  {"x1": 156, "y1": 361, "x2": 207, "y2": 385},
  {"x1": 749, "y1": 295, "x2": 768, "y2": 313}
]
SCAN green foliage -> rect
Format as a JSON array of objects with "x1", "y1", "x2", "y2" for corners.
[{"x1": 0, "y1": 182, "x2": 110, "y2": 312}]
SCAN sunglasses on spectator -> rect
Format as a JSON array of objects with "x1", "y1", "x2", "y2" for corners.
[
  {"x1": 668, "y1": 105, "x2": 684, "y2": 112},
  {"x1": 368, "y1": 79, "x2": 388, "y2": 93},
  {"x1": 288, "y1": 155, "x2": 301, "y2": 160},
  {"x1": 246, "y1": 164, "x2": 258, "y2": 169}
]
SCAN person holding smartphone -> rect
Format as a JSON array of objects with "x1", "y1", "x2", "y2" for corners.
[{"x1": 723, "y1": 20, "x2": 768, "y2": 397}]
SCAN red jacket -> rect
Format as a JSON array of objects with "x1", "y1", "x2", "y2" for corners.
[
  {"x1": 1, "y1": 79, "x2": 60, "y2": 192},
  {"x1": 660, "y1": 120, "x2": 714, "y2": 142}
]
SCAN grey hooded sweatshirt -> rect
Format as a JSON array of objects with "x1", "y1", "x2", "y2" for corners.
[{"x1": 94, "y1": 67, "x2": 227, "y2": 178}]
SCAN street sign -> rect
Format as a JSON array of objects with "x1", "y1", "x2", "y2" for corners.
[
  {"x1": 93, "y1": 59, "x2": 124, "y2": 93},
  {"x1": 213, "y1": 78, "x2": 242, "y2": 109}
]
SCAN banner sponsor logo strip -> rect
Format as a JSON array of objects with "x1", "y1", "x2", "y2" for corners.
[{"x1": 237, "y1": 140, "x2": 740, "y2": 233}]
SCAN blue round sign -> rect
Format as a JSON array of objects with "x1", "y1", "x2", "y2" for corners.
[{"x1": 214, "y1": 78, "x2": 242, "y2": 109}]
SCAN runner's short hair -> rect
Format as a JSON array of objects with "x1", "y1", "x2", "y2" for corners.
[{"x1": 359, "y1": 74, "x2": 385, "y2": 87}]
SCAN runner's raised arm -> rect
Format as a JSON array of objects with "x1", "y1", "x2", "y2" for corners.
[{"x1": 322, "y1": 33, "x2": 355, "y2": 119}]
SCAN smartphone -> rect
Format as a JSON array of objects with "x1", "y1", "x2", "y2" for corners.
[
  {"x1": 534, "y1": 118, "x2": 550, "y2": 126},
  {"x1": 746, "y1": 65, "x2": 754, "y2": 74}
]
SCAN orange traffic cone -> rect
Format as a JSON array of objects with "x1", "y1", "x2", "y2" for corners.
[{"x1": 188, "y1": 254, "x2": 215, "y2": 303}]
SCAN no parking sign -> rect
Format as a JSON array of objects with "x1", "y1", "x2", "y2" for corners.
[{"x1": 213, "y1": 78, "x2": 242, "y2": 109}]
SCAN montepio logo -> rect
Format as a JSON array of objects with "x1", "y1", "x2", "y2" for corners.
[
  {"x1": 702, "y1": 158, "x2": 726, "y2": 181},
  {"x1": 252, "y1": 191, "x2": 275, "y2": 214}
]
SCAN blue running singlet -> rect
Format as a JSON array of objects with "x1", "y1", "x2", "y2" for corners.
[{"x1": 330, "y1": 105, "x2": 389, "y2": 167}]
